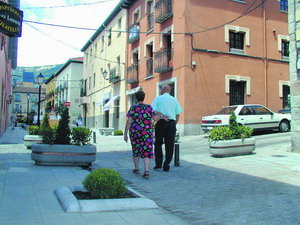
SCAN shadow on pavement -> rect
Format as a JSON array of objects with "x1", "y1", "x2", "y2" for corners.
[{"x1": 94, "y1": 151, "x2": 300, "y2": 225}]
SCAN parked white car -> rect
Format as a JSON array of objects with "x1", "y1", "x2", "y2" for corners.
[{"x1": 201, "y1": 104, "x2": 291, "y2": 133}]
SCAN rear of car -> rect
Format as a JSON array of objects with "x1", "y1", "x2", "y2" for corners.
[{"x1": 201, "y1": 106, "x2": 238, "y2": 132}]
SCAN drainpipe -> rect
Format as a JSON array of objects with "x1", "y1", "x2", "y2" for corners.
[{"x1": 263, "y1": 0, "x2": 268, "y2": 106}]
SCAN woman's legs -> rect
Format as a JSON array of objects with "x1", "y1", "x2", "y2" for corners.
[
  {"x1": 133, "y1": 156, "x2": 140, "y2": 170},
  {"x1": 143, "y1": 157, "x2": 151, "y2": 173}
]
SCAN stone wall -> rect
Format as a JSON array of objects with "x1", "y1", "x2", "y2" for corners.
[{"x1": 288, "y1": 0, "x2": 300, "y2": 152}]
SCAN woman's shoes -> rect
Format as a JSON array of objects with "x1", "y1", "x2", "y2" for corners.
[
  {"x1": 133, "y1": 169, "x2": 140, "y2": 175},
  {"x1": 143, "y1": 171, "x2": 149, "y2": 179},
  {"x1": 133, "y1": 169, "x2": 149, "y2": 179}
]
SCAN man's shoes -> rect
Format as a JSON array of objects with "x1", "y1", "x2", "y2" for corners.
[
  {"x1": 153, "y1": 166, "x2": 162, "y2": 170},
  {"x1": 163, "y1": 166, "x2": 170, "y2": 172}
]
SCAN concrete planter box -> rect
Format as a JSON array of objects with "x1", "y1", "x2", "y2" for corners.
[
  {"x1": 209, "y1": 137, "x2": 256, "y2": 157},
  {"x1": 31, "y1": 143, "x2": 97, "y2": 166},
  {"x1": 54, "y1": 186, "x2": 158, "y2": 212},
  {"x1": 24, "y1": 135, "x2": 43, "y2": 149}
]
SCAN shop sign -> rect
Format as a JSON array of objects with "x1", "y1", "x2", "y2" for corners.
[{"x1": 0, "y1": 2, "x2": 23, "y2": 37}]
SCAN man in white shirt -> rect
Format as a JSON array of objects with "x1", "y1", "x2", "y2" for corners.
[{"x1": 151, "y1": 85, "x2": 182, "y2": 172}]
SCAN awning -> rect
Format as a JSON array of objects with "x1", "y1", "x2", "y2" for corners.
[
  {"x1": 96, "y1": 99, "x2": 104, "y2": 106},
  {"x1": 126, "y1": 86, "x2": 141, "y2": 95},
  {"x1": 96, "y1": 94, "x2": 111, "y2": 106},
  {"x1": 103, "y1": 95, "x2": 120, "y2": 111}
]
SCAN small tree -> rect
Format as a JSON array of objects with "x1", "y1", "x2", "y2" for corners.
[
  {"x1": 229, "y1": 111, "x2": 238, "y2": 130},
  {"x1": 39, "y1": 113, "x2": 55, "y2": 144},
  {"x1": 55, "y1": 107, "x2": 71, "y2": 144},
  {"x1": 45, "y1": 102, "x2": 52, "y2": 114},
  {"x1": 40, "y1": 113, "x2": 50, "y2": 130}
]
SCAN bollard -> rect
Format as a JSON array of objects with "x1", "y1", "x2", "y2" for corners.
[
  {"x1": 93, "y1": 132, "x2": 96, "y2": 143},
  {"x1": 174, "y1": 143, "x2": 180, "y2": 166}
]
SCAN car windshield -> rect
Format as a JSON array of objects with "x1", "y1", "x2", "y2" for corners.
[{"x1": 216, "y1": 106, "x2": 237, "y2": 115}]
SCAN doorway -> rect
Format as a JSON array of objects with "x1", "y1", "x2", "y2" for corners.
[{"x1": 229, "y1": 80, "x2": 246, "y2": 105}]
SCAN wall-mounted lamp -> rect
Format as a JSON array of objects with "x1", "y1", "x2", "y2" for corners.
[
  {"x1": 102, "y1": 70, "x2": 108, "y2": 80},
  {"x1": 6, "y1": 94, "x2": 12, "y2": 104},
  {"x1": 191, "y1": 61, "x2": 197, "y2": 70}
]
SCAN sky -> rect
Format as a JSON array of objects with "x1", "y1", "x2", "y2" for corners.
[{"x1": 18, "y1": 0, "x2": 120, "y2": 67}]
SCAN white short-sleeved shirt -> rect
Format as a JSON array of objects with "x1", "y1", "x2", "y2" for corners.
[{"x1": 151, "y1": 93, "x2": 182, "y2": 120}]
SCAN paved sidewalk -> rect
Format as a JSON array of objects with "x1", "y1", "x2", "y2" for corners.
[
  {"x1": 0, "y1": 127, "x2": 189, "y2": 225},
  {"x1": 0, "y1": 127, "x2": 300, "y2": 225}
]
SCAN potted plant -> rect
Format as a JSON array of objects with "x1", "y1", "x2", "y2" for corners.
[
  {"x1": 208, "y1": 112, "x2": 255, "y2": 157},
  {"x1": 24, "y1": 125, "x2": 43, "y2": 149},
  {"x1": 31, "y1": 107, "x2": 96, "y2": 166},
  {"x1": 54, "y1": 168, "x2": 158, "y2": 212}
]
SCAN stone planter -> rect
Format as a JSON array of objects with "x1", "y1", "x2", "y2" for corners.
[
  {"x1": 54, "y1": 186, "x2": 158, "y2": 212},
  {"x1": 209, "y1": 137, "x2": 256, "y2": 157},
  {"x1": 31, "y1": 143, "x2": 97, "y2": 166},
  {"x1": 24, "y1": 135, "x2": 43, "y2": 149}
]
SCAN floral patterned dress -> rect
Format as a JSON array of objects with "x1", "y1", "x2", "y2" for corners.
[{"x1": 127, "y1": 104, "x2": 156, "y2": 158}]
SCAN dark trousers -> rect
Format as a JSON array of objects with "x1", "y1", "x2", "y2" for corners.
[{"x1": 154, "y1": 119, "x2": 176, "y2": 169}]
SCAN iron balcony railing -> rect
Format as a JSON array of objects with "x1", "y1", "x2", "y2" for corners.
[
  {"x1": 55, "y1": 86, "x2": 59, "y2": 94},
  {"x1": 128, "y1": 22, "x2": 140, "y2": 43},
  {"x1": 146, "y1": 58, "x2": 153, "y2": 77},
  {"x1": 154, "y1": 47, "x2": 173, "y2": 73},
  {"x1": 80, "y1": 87, "x2": 86, "y2": 97},
  {"x1": 148, "y1": 13, "x2": 154, "y2": 31},
  {"x1": 155, "y1": 0, "x2": 172, "y2": 23},
  {"x1": 126, "y1": 63, "x2": 139, "y2": 84},
  {"x1": 109, "y1": 67, "x2": 121, "y2": 83}
]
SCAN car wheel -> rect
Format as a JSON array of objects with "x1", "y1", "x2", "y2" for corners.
[{"x1": 279, "y1": 120, "x2": 289, "y2": 132}]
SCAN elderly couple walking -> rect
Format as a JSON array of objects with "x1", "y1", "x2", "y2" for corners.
[{"x1": 124, "y1": 85, "x2": 182, "y2": 179}]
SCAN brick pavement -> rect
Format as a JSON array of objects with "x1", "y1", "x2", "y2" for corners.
[{"x1": 0, "y1": 127, "x2": 299, "y2": 225}]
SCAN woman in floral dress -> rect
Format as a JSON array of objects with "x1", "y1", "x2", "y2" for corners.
[{"x1": 124, "y1": 90, "x2": 160, "y2": 179}]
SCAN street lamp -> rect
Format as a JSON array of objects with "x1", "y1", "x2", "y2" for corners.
[
  {"x1": 26, "y1": 92, "x2": 31, "y2": 125},
  {"x1": 37, "y1": 73, "x2": 44, "y2": 126}
]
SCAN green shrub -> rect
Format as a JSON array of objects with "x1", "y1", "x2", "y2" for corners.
[
  {"x1": 83, "y1": 168, "x2": 126, "y2": 199},
  {"x1": 55, "y1": 107, "x2": 71, "y2": 144},
  {"x1": 234, "y1": 126, "x2": 253, "y2": 139},
  {"x1": 40, "y1": 127, "x2": 56, "y2": 144},
  {"x1": 27, "y1": 125, "x2": 40, "y2": 135},
  {"x1": 208, "y1": 126, "x2": 233, "y2": 141},
  {"x1": 39, "y1": 114, "x2": 55, "y2": 144},
  {"x1": 208, "y1": 112, "x2": 253, "y2": 141},
  {"x1": 113, "y1": 130, "x2": 123, "y2": 135},
  {"x1": 71, "y1": 127, "x2": 92, "y2": 145},
  {"x1": 17, "y1": 117, "x2": 26, "y2": 123},
  {"x1": 40, "y1": 113, "x2": 51, "y2": 131}
]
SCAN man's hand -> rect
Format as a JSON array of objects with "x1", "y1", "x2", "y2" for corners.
[{"x1": 162, "y1": 115, "x2": 169, "y2": 121}]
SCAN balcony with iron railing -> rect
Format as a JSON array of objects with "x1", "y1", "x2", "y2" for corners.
[
  {"x1": 128, "y1": 22, "x2": 140, "y2": 44},
  {"x1": 155, "y1": 0, "x2": 172, "y2": 23},
  {"x1": 109, "y1": 67, "x2": 121, "y2": 83},
  {"x1": 148, "y1": 13, "x2": 154, "y2": 32},
  {"x1": 55, "y1": 86, "x2": 59, "y2": 94},
  {"x1": 126, "y1": 63, "x2": 139, "y2": 84},
  {"x1": 154, "y1": 47, "x2": 173, "y2": 73},
  {"x1": 80, "y1": 87, "x2": 87, "y2": 97},
  {"x1": 63, "y1": 82, "x2": 68, "y2": 89},
  {"x1": 146, "y1": 58, "x2": 154, "y2": 78}
]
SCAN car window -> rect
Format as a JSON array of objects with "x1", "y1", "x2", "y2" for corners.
[
  {"x1": 216, "y1": 106, "x2": 237, "y2": 115},
  {"x1": 239, "y1": 106, "x2": 254, "y2": 115},
  {"x1": 253, "y1": 106, "x2": 272, "y2": 115}
]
